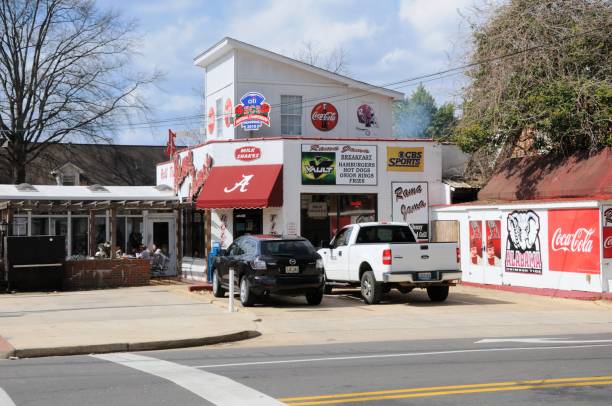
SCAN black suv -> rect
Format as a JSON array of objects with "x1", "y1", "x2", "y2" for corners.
[{"x1": 211, "y1": 235, "x2": 325, "y2": 307}]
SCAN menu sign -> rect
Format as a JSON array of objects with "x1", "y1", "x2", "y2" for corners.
[
  {"x1": 301, "y1": 144, "x2": 377, "y2": 185},
  {"x1": 391, "y1": 182, "x2": 429, "y2": 241}
]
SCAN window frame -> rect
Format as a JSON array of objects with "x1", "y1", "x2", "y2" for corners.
[{"x1": 280, "y1": 95, "x2": 303, "y2": 135}]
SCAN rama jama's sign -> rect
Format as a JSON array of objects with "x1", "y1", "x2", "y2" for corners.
[{"x1": 301, "y1": 144, "x2": 377, "y2": 185}]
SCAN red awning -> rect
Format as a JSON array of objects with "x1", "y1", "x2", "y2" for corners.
[{"x1": 196, "y1": 164, "x2": 283, "y2": 209}]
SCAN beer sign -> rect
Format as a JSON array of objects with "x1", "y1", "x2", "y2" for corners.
[
  {"x1": 548, "y1": 209, "x2": 600, "y2": 274},
  {"x1": 311, "y1": 102, "x2": 338, "y2": 131}
]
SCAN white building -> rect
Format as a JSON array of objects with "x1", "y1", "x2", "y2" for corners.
[{"x1": 157, "y1": 38, "x2": 451, "y2": 280}]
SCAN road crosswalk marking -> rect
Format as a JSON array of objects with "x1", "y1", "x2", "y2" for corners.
[
  {"x1": 0, "y1": 388, "x2": 16, "y2": 406},
  {"x1": 92, "y1": 352, "x2": 286, "y2": 406}
]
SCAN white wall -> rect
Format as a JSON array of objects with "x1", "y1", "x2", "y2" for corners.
[
  {"x1": 205, "y1": 51, "x2": 235, "y2": 140},
  {"x1": 203, "y1": 49, "x2": 396, "y2": 140},
  {"x1": 432, "y1": 200, "x2": 606, "y2": 293}
]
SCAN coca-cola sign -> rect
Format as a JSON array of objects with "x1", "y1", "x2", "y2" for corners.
[
  {"x1": 603, "y1": 228, "x2": 612, "y2": 259},
  {"x1": 548, "y1": 209, "x2": 600, "y2": 274},
  {"x1": 311, "y1": 102, "x2": 338, "y2": 132},
  {"x1": 234, "y1": 146, "x2": 261, "y2": 161}
]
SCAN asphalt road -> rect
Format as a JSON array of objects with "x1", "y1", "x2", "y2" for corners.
[{"x1": 1, "y1": 333, "x2": 612, "y2": 405}]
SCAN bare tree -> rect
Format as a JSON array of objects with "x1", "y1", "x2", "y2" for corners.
[
  {"x1": 0, "y1": 0, "x2": 158, "y2": 183},
  {"x1": 294, "y1": 40, "x2": 350, "y2": 75}
]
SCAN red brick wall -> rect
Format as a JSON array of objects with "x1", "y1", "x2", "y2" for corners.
[{"x1": 63, "y1": 259, "x2": 150, "y2": 290}]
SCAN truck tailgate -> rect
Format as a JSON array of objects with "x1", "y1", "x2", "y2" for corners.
[{"x1": 389, "y1": 242, "x2": 458, "y2": 272}]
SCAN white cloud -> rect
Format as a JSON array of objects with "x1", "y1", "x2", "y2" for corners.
[
  {"x1": 380, "y1": 49, "x2": 416, "y2": 66},
  {"x1": 226, "y1": 1, "x2": 378, "y2": 55},
  {"x1": 399, "y1": 0, "x2": 473, "y2": 51}
]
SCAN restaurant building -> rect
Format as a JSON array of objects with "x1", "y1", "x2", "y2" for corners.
[{"x1": 157, "y1": 38, "x2": 451, "y2": 280}]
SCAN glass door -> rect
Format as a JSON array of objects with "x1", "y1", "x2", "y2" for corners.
[
  {"x1": 233, "y1": 209, "x2": 262, "y2": 238},
  {"x1": 146, "y1": 217, "x2": 176, "y2": 276}
]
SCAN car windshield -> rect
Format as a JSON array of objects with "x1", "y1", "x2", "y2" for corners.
[
  {"x1": 356, "y1": 226, "x2": 416, "y2": 244},
  {"x1": 261, "y1": 240, "x2": 316, "y2": 256}
]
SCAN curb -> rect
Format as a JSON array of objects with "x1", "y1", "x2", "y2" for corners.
[
  {"x1": 5, "y1": 330, "x2": 261, "y2": 359},
  {"x1": 0, "y1": 336, "x2": 15, "y2": 359},
  {"x1": 188, "y1": 283, "x2": 212, "y2": 292},
  {"x1": 461, "y1": 281, "x2": 612, "y2": 301}
]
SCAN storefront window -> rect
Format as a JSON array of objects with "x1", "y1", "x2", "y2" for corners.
[
  {"x1": 95, "y1": 216, "x2": 106, "y2": 245},
  {"x1": 31, "y1": 218, "x2": 49, "y2": 236},
  {"x1": 126, "y1": 217, "x2": 143, "y2": 255},
  {"x1": 281, "y1": 95, "x2": 302, "y2": 135},
  {"x1": 182, "y1": 208, "x2": 205, "y2": 258},
  {"x1": 71, "y1": 217, "x2": 88, "y2": 256},
  {"x1": 301, "y1": 194, "x2": 378, "y2": 246},
  {"x1": 12, "y1": 217, "x2": 27, "y2": 236}
]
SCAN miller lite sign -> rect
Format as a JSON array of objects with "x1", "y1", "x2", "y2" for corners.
[{"x1": 548, "y1": 209, "x2": 600, "y2": 274}]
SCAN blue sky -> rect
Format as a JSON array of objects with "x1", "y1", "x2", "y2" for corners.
[{"x1": 101, "y1": 0, "x2": 480, "y2": 145}]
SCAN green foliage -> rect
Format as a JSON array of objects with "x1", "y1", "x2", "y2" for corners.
[
  {"x1": 393, "y1": 85, "x2": 457, "y2": 139},
  {"x1": 457, "y1": 0, "x2": 611, "y2": 155}
]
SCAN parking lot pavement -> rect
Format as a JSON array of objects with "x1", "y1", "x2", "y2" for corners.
[{"x1": 200, "y1": 284, "x2": 612, "y2": 349}]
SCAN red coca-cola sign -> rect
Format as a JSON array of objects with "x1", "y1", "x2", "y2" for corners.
[
  {"x1": 234, "y1": 146, "x2": 261, "y2": 161},
  {"x1": 548, "y1": 209, "x2": 600, "y2": 274},
  {"x1": 311, "y1": 102, "x2": 338, "y2": 132},
  {"x1": 603, "y1": 227, "x2": 612, "y2": 259}
]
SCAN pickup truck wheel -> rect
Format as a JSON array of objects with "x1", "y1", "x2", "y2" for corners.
[
  {"x1": 212, "y1": 270, "x2": 225, "y2": 298},
  {"x1": 427, "y1": 286, "x2": 449, "y2": 302},
  {"x1": 361, "y1": 271, "x2": 382, "y2": 305},
  {"x1": 306, "y1": 289, "x2": 324, "y2": 305},
  {"x1": 239, "y1": 276, "x2": 256, "y2": 307},
  {"x1": 323, "y1": 273, "x2": 333, "y2": 294}
]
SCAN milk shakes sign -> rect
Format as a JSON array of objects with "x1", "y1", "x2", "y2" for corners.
[
  {"x1": 311, "y1": 103, "x2": 338, "y2": 131},
  {"x1": 301, "y1": 144, "x2": 377, "y2": 185},
  {"x1": 505, "y1": 210, "x2": 542, "y2": 274},
  {"x1": 234, "y1": 92, "x2": 271, "y2": 131},
  {"x1": 548, "y1": 209, "x2": 600, "y2": 274},
  {"x1": 391, "y1": 182, "x2": 429, "y2": 241},
  {"x1": 234, "y1": 146, "x2": 261, "y2": 161}
]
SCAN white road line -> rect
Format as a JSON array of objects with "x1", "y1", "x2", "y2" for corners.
[
  {"x1": 476, "y1": 337, "x2": 612, "y2": 344},
  {"x1": 193, "y1": 343, "x2": 612, "y2": 369},
  {"x1": 0, "y1": 388, "x2": 17, "y2": 406},
  {"x1": 92, "y1": 353, "x2": 285, "y2": 406}
]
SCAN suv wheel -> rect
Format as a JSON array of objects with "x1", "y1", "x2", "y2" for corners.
[
  {"x1": 306, "y1": 289, "x2": 324, "y2": 305},
  {"x1": 212, "y1": 270, "x2": 225, "y2": 298},
  {"x1": 361, "y1": 270, "x2": 382, "y2": 304},
  {"x1": 427, "y1": 286, "x2": 449, "y2": 302},
  {"x1": 239, "y1": 276, "x2": 256, "y2": 307}
]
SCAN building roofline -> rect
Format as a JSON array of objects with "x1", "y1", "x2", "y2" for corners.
[
  {"x1": 156, "y1": 136, "x2": 436, "y2": 166},
  {"x1": 193, "y1": 37, "x2": 404, "y2": 101}
]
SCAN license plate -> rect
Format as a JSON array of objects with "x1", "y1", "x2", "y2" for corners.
[
  {"x1": 285, "y1": 266, "x2": 299, "y2": 274},
  {"x1": 418, "y1": 272, "x2": 432, "y2": 281}
]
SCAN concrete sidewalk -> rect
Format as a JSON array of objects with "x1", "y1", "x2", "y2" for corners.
[{"x1": 0, "y1": 286, "x2": 258, "y2": 359}]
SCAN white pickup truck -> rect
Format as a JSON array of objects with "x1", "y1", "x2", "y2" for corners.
[{"x1": 318, "y1": 222, "x2": 461, "y2": 304}]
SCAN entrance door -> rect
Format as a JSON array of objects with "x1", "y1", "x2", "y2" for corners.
[
  {"x1": 233, "y1": 209, "x2": 262, "y2": 238},
  {"x1": 146, "y1": 217, "x2": 176, "y2": 276}
]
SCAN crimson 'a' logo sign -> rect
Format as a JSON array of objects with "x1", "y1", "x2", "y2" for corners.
[{"x1": 224, "y1": 174, "x2": 253, "y2": 193}]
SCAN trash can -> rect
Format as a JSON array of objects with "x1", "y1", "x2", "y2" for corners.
[{"x1": 207, "y1": 242, "x2": 221, "y2": 282}]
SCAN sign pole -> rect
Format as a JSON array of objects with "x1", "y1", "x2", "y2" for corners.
[{"x1": 228, "y1": 267, "x2": 235, "y2": 313}]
